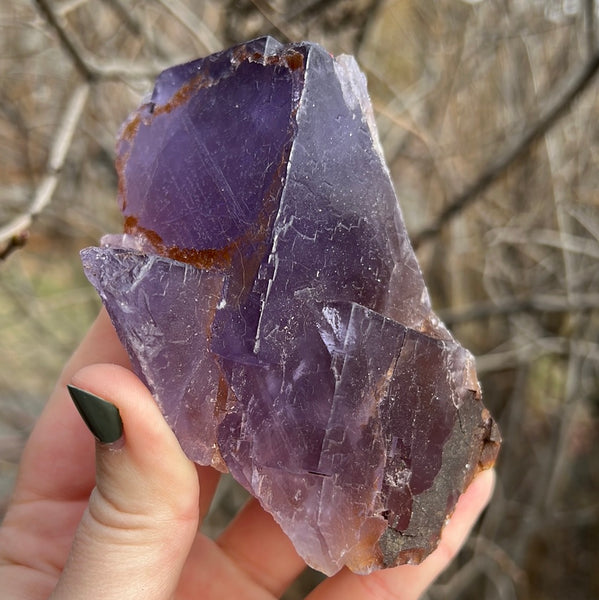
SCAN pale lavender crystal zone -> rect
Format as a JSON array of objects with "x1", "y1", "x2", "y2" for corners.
[{"x1": 81, "y1": 37, "x2": 500, "y2": 576}]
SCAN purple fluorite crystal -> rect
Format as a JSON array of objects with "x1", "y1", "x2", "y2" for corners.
[{"x1": 81, "y1": 37, "x2": 500, "y2": 575}]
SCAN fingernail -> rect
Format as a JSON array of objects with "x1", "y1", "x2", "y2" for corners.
[{"x1": 67, "y1": 385, "x2": 123, "y2": 444}]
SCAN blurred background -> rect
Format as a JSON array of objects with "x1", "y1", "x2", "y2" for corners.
[{"x1": 1, "y1": 0, "x2": 598, "y2": 598}]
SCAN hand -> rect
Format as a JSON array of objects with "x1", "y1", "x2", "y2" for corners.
[{"x1": 0, "y1": 308, "x2": 495, "y2": 600}]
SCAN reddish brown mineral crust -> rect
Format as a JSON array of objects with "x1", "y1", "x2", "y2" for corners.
[
  {"x1": 123, "y1": 215, "x2": 236, "y2": 270},
  {"x1": 81, "y1": 37, "x2": 500, "y2": 576}
]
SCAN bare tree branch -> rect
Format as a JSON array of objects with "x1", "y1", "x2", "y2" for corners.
[
  {"x1": 99, "y1": 0, "x2": 171, "y2": 60},
  {"x1": 247, "y1": 0, "x2": 303, "y2": 42},
  {"x1": 492, "y1": 227, "x2": 599, "y2": 260},
  {"x1": 439, "y1": 293, "x2": 599, "y2": 325},
  {"x1": 155, "y1": 0, "x2": 223, "y2": 54},
  {"x1": 585, "y1": 0, "x2": 596, "y2": 56},
  {"x1": 475, "y1": 337, "x2": 567, "y2": 374},
  {"x1": 412, "y1": 47, "x2": 599, "y2": 250},
  {"x1": 33, "y1": 0, "x2": 96, "y2": 81},
  {"x1": 0, "y1": 83, "x2": 90, "y2": 259},
  {"x1": 55, "y1": 0, "x2": 89, "y2": 17},
  {"x1": 100, "y1": 0, "x2": 144, "y2": 37},
  {"x1": 285, "y1": 0, "x2": 340, "y2": 21},
  {"x1": 35, "y1": 0, "x2": 178, "y2": 82},
  {"x1": 476, "y1": 337, "x2": 599, "y2": 374}
]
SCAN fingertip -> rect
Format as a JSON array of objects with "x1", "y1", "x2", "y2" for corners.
[
  {"x1": 70, "y1": 363, "x2": 169, "y2": 457},
  {"x1": 456, "y1": 468, "x2": 496, "y2": 521}
]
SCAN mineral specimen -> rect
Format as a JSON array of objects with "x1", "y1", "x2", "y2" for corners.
[{"x1": 81, "y1": 37, "x2": 500, "y2": 576}]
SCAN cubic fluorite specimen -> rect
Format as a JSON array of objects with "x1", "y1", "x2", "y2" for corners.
[{"x1": 81, "y1": 37, "x2": 500, "y2": 576}]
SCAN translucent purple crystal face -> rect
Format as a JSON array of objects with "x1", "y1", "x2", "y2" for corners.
[{"x1": 81, "y1": 37, "x2": 500, "y2": 576}]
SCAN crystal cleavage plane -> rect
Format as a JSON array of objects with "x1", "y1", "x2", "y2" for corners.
[{"x1": 81, "y1": 37, "x2": 501, "y2": 576}]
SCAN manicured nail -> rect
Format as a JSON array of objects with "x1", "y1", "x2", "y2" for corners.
[{"x1": 67, "y1": 385, "x2": 123, "y2": 444}]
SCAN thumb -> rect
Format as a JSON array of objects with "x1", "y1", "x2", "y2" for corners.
[{"x1": 50, "y1": 363, "x2": 199, "y2": 600}]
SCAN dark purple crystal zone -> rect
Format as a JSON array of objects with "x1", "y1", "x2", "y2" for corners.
[
  {"x1": 118, "y1": 39, "x2": 306, "y2": 256},
  {"x1": 82, "y1": 37, "x2": 500, "y2": 575}
]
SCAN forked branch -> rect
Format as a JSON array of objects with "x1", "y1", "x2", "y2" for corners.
[{"x1": 412, "y1": 47, "x2": 599, "y2": 250}]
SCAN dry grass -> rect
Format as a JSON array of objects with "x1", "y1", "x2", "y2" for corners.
[{"x1": 1, "y1": 1, "x2": 598, "y2": 598}]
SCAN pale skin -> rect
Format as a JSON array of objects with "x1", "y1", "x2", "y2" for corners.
[{"x1": 0, "y1": 308, "x2": 495, "y2": 599}]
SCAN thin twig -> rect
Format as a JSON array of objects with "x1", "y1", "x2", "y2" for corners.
[
  {"x1": 33, "y1": 0, "x2": 96, "y2": 81},
  {"x1": 412, "y1": 48, "x2": 599, "y2": 249},
  {"x1": 585, "y1": 0, "x2": 596, "y2": 57},
  {"x1": 83, "y1": 59, "x2": 172, "y2": 80},
  {"x1": 439, "y1": 292, "x2": 599, "y2": 325},
  {"x1": 100, "y1": 0, "x2": 172, "y2": 60},
  {"x1": 475, "y1": 337, "x2": 599, "y2": 374},
  {"x1": 100, "y1": 0, "x2": 143, "y2": 36},
  {"x1": 491, "y1": 227, "x2": 599, "y2": 260},
  {"x1": 284, "y1": 0, "x2": 338, "y2": 21},
  {"x1": 55, "y1": 0, "x2": 89, "y2": 17},
  {"x1": 475, "y1": 337, "x2": 567, "y2": 374},
  {"x1": 354, "y1": 0, "x2": 386, "y2": 54},
  {"x1": 0, "y1": 84, "x2": 90, "y2": 259},
  {"x1": 472, "y1": 536, "x2": 529, "y2": 594},
  {"x1": 34, "y1": 0, "x2": 168, "y2": 82},
  {"x1": 247, "y1": 0, "x2": 303, "y2": 42},
  {"x1": 154, "y1": 0, "x2": 222, "y2": 54},
  {"x1": 428, "y1": 556, "x2": 487, "y2": 599},
  {"x1": 543, "y1": 350, "x2": 584, "y2": 508}
]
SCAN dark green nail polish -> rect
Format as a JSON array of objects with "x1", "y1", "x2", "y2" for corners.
[{"x1": 67, "y1": 385, "x2": 123, "y2": 444}]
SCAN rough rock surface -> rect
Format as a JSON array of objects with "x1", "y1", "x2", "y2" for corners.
[{"x1": 81, "y1": 37, "x2": 500, "y2": 576}]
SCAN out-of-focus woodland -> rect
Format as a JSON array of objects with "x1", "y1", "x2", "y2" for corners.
[{"x1": 1, "y1": 1, "x2": 598, "y2": 598}]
